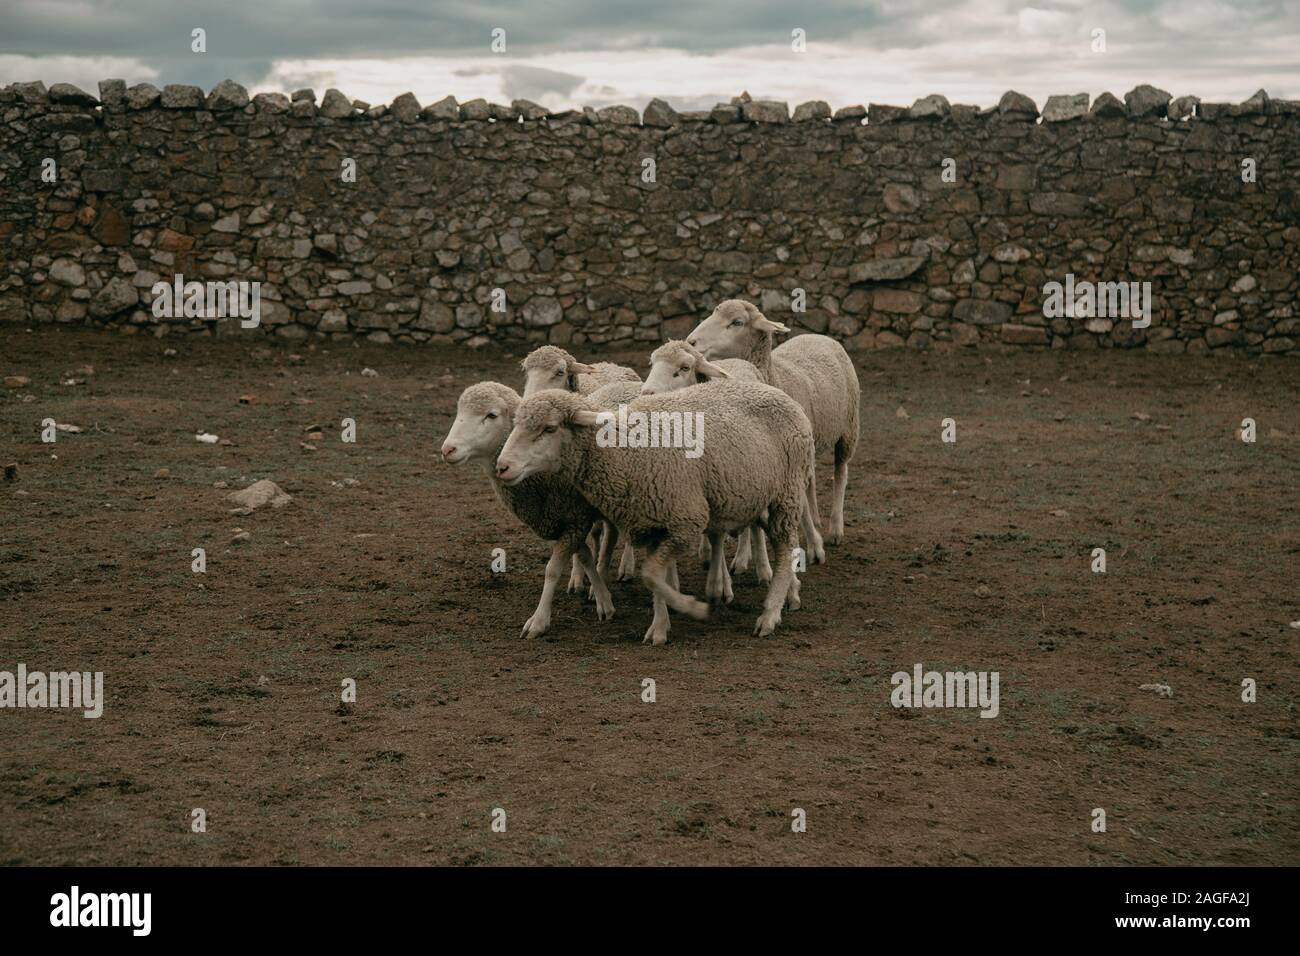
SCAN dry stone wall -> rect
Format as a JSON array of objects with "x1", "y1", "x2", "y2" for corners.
[{"x1": 2, "y1": 80, "x2": 1298, "y2": 355}]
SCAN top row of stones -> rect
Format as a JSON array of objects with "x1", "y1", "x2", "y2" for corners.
[{"x1": 4, "y1": 80, "x2": 1291, "y2": 124}]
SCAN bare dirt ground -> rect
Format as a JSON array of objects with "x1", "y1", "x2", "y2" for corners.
[{"x1": 1, "y1": 327, "x2": 1297, "y2": 866}]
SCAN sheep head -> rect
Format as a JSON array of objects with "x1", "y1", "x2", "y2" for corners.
[
  {"x1": 686, "y1": 299, "x2": 789, "y2": 361},
  {"x1": 496, "y1": 390, "x2": 602, "y2": 485},
  {"x1": 641, "y1": 340, "x2": 732, "y2": 395},
  {"x1": 441, "y1": 381, "x2": 520, "y2": 465},
  {"x1": 520, "y1": 345, "x2": 596, "y2": 397}
]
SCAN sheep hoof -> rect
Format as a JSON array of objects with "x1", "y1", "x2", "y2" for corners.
[
  {"x1": 810, "y1": 544, "x2": 826, "y2": 564},
  {"x1": 730, "y1": 556, "x2": 750, "y2": 574},
  {"x1": 706, "y1": 583, "x2": 731, "y2": 605},
  {"x1": 825, "y1": 530, "x2": 843, "y2": 546},
  {"x1": 521, "y1": 615, "x2": 548, "y2": 640},
  {"x1": 787, "y1": 578, "x2": 801, "y2": 611},
  {"x1": 682, "y1": 597, "x2": 709, "y2": 621},
  {"x1": 756, "y1": 567, "x2": 773, "y2": 584},
  {"x1": 642, "y1": 626, "x2": 668, "y2": 646},
  {"x1": 719, "y1": 576, "x2": 735, "y2": 604},
  {"x1": 595, "y1": 598, "x2": 615, "y2": 622},
  {"x1": 754, "y1": 611, "x2": 781, "y2": 637}
]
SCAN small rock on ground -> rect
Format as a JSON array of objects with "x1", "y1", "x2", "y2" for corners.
[{"x1": 226, "y1": 479, "x2": 292, "y2": 510}]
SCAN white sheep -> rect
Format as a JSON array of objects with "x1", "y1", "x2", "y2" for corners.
[
  {"x1": 687, "y1": 300, "x2": 860, "y2": 562},
  {"x1": 521, "y1": 345, "x2": 641, "y2": 589},
  {"x1": 586, "y1": 380, "x2": 699, "y2": 601},
  {"x1": 640, "y1": 340, "x2": 760, "y2": 395},
  {"x1": 584, "y1": 380, "x2": 645, "y2": 583},
  {"x1": 440, "y1": 381, "x2": 614, "y2": 639},
  {"x1": 520, "y1": 345, "x2": 641, "y2": 398},
  {"x1": 495, "y1": 379, "x2": 812, "y2": 645},
  {"x1": 640, "y1": 340, "x2": 773, "y2": 587}
]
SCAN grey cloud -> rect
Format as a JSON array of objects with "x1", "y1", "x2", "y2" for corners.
[
  {"x1": 498, "y1": 66, "x2": 586, "y2": 101},
  {"x1": 0, "y1": 0, "x2": 901, "y2": 60},
  {"x1": 1, "y1": 0, "x2": 1296, "y2": 102}
]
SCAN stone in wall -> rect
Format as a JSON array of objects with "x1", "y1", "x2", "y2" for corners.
[{"x1": 0, "y1": 79, "x2": 1295, "y2": 356}]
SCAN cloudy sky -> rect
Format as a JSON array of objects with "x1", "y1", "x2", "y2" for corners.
[{"x1": 2, "y1": 0, "x2": 1296, "y2": 112}]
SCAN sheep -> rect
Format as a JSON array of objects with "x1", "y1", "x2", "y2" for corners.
[
  {"x1": 584, "y1": 380, "x2": 644, "y2": 583},
  {"x1": 640, "y1": 340, "x2": 773, "y2": 586},
  {"x1": 590, "y1": 375, "x2": 711, "y2": 598},
  {"x1": 520, "y1": 345, "x2": 641, "y2": 588},
  {"x1": 640, "y1": 340, "x2": 760, "y2": 395},
  {"x1": 686, "y1": 299, "x2": 860, "y2": 562},
  {"x1": 494, "y1": 379, "x2": 812, "y2": 645},
  {"x1": 440, "y1": 381, "x2": 614, "y2": 640},
  {"x1": 587, "y1": 379, "x2": 644, "y2": 408},
  {"x1": 521, "y1": 345, "x2": 641, "y2": 398}
]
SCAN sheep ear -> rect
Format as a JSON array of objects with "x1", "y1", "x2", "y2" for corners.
[
  {"x1": 694, "y1": 357, "x2": 731, "y2": 380},
  {"x1": 569, "y1": 409, "x2": 605, "y2": 428},
  {"x1": 569, "y1": 361, "x2": 597, "y2": 374},
  {"x1": 754, "y1": 316, "x2": 790, "y2": 334}
]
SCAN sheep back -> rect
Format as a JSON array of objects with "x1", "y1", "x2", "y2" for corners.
[
  {"x1": 578, "y1": 362, "x2": 642, "y2": 395},
  {"x1": 559, "y1": 380, "x2": 813, "y2": 541},
  {"x1": 706, "y1": 358, "x2": 763, "y2": 384},
  {"x1": 770, "y1": 334, "x2": 860, "y2": 460},
  {"x1": 587, "y1": 380, "x2": 644, "y2": 409}
]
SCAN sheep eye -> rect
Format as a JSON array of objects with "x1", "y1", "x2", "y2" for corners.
[
  {"x1": 485, "y1": 412, "x2": 497, "y2": 420},
  {"x1": 680, "y1": 365, "x2": 691, "y2": 373},
  {"x1": 543, "y1": 425, "x2": 558, "y2": 434},
  {"x1": 553, "y1": 370, "x2": 563, "y2": 377},
  {"x1": 729, "y1": 320, "x2": 742, "y2": 327}
]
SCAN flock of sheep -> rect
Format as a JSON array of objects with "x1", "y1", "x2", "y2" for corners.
[{"x1": 440, "y1": 299, "x2": 862, "y2": 646}]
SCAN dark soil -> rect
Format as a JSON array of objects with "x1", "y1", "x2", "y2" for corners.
[{"x1": 1, "y1": 327, "x2": 1297, "y2": 865}]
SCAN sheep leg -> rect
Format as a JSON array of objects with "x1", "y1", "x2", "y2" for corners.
[
  {"x1": 731, "y1": 527, "x2": 752, "y2": 574},
  {"x1": 596, "y1": 521, "x2": 613, "y2": 575},
  {"x1": 720, "y1": 546, "x2": 734, "y2": 603},
  {"x1": 644, "y1": 593, "x2": 671, "y2": 646},
  {"x1": 571, "y1": 527, "x2": 602, "y2": 593},
  {"x1": 645, "y1": 557, "x2": 680, "y2": 646},
  {"x1": 617, "y1": 540, "x2": 636, "y2": 580},
  {"x1": 591, "y1": 522, "x2": 619, "y2": 599},
  {"x1": 756, "y1": 534, "x2": 798, "y2": 637},
  {"x1": 705, "y1": 532, "x2": 733, "y2": 605},
  {"x1": 828, "y1": 443, "x2": 849, "y2": 545},
  {"x1": 574, "y1": 540, "x2": 614, "y2": 622},
  {"x1": 800, "y1": 479, "x2": 826, "y2": 565},
  {"x1": 705, "y1": 535, "x2": 722, "y2": 602},
  {"x1": 640, "y1": 545, "x2": 707, "y2": 645},
  {"x1": 807, "y1": 464, "x2": 823, "y2": 527},
  {"x1": 567, "y1": 529, "x2": 592, "y2": 593},
  {"x1": 521, "y1": 541, "x2": 567, "y2": 640},
  {"x1": 697, "y1": 533, "x2": 711, "y2": 569},
  {"x1": 638, "y1": 551, "x2": 692, "y2": 644},
  {"x1": 752, "y1": 525, "x2": 773, "y2": 583},
  {"x1": 786, "y1": 563, "x2": 801, "y2": 611}
]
